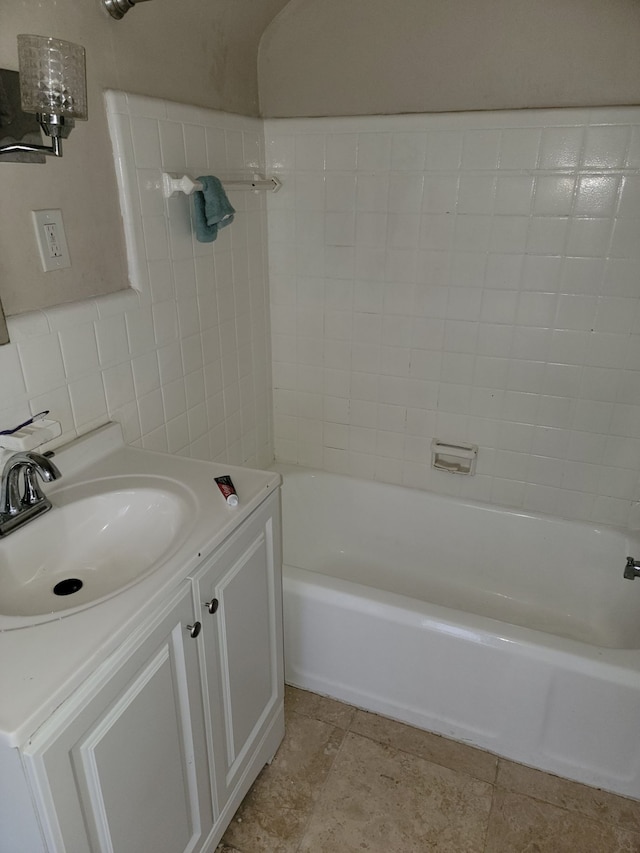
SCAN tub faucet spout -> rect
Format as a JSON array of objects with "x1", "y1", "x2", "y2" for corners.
[{"x1": 624, "y1": 557, "x2": 640, "y2": 580}]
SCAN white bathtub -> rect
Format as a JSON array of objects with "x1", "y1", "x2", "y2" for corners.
[{"x1": 277, "y1": 464, "x2": 640, "y2": 798}]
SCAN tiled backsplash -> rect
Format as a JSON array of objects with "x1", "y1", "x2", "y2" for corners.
[
  {"x1": 265, "y1": 108, "x2": 640, "y2": 526},
  {"x1": 0, "y1": 93, "x2": 273, "y2": 469}
]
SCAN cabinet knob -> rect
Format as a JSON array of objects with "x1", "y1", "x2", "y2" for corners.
[
  {"x1": 185, "y1": 621, "x2": 201, "y2": 638},
  {"x1": 203, "y1": 597, "x2": 219, "y2": 615}
]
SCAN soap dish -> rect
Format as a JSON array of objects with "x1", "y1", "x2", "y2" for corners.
[
  {"x1": 0, "y1": 419, "x2": 62, "y2": 451},
  {"x1": 431, "y1": 438, "x2": 478, "y2": 475}
]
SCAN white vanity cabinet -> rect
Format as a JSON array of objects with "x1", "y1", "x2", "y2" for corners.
[
  {"x1": 21, "y1": 582, "x2": 213, "y2": 853},
  {"x1": 191, "y1": 492, "x2": 284, "y2": 815},
  {"x1": 7, "y1": 489, "x2": 284, "y2": 853}
]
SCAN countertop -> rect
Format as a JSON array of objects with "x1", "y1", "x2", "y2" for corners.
[{"x1": 0, "y1": 423, "x2": 280, "y2": 747}]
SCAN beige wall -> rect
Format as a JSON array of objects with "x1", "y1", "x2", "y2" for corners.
[
  {"x1": 0, "y1": 0, "x2": 288, "y2": 316},
  {"x1": 259, "y1": 0, "x2": 640, "y2": 118}
]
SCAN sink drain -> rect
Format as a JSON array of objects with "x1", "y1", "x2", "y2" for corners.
[{"x1": 53, "y1": 578, "x2": 83, "y2": 596}]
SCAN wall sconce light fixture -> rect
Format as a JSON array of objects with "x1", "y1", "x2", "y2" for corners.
[
  {"x1": 0, "y1": 35, "x2": 87, "y2": 161},
  {"x1": 103, "y1": 0, "x2": 152, "y2": 20}
]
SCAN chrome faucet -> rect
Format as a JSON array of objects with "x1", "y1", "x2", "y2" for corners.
[{"x1": 0, "y1": 451, "x2": 61, "y2": 537}]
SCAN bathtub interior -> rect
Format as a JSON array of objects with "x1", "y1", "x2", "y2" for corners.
[{"x1": 277, "y1": 465, "x2": 640, "y2": 649}]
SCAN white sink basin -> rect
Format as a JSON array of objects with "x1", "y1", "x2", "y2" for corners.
[{"x1": 0, "y1": 475, "x2": 197, "y2": 628}]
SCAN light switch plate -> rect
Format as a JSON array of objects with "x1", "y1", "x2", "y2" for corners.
[{"x1": 32, "y1": 209, "x2": 71, "y2": 272}]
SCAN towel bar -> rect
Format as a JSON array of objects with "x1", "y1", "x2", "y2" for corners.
[{"x1": 162, "y1": 172, "x2": 281, "y2": 198}]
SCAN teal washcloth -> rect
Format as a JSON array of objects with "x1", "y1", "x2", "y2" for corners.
[{"x1": 193, "y1": 175, "x2": 235, "y2": 243}]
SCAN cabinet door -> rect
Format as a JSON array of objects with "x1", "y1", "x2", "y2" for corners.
[
  {"x1": 196, "y1": 495, "x2": 284, "y2": 808},
  {"x1": 23, "y1": 584, "x2": 213, "y2": 853}
]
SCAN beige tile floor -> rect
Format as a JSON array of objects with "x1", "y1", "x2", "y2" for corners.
[{"x1": 219, "y1": 686, "x2": 640, "y2": 852}]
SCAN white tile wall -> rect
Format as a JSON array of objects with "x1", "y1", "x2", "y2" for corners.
[
  {"x1": 4, "y1": 100, "x2": 639, "y2": 526},
  {"x1": 265, "y1": 108, "x2": 640, "y2": 526},
  {"x1": 0, "y1": 92, "x2": 273, "y2": 468}
]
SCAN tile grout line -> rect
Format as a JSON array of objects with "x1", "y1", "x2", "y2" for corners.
[
  {"x1": 491, "y1": 757, "x2": 640, "y2": 844},
  {"x1": 291, "y1": 707, "x2": 356, "y2": 853},
  {"x1": 481, "y1": 780, "x2": 499, "y2": 853}
]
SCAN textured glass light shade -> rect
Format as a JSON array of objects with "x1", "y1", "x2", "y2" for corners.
[{"x1": 17, "y1": 35, "x2": 87, "y2": 120}]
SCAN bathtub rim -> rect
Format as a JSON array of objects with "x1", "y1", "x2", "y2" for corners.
[
  {"x1": 275, "y1": 462, "x2": 640, "y2": 650},
  {"x1": 273, "y1": 461, "x2": 638, "y2": 544},
  {"x1": 284, "y1": 562, "x2": 640, "y2": 664}
]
